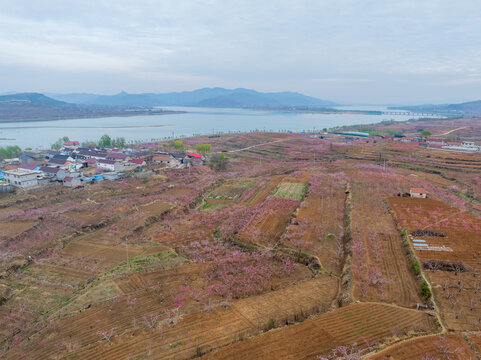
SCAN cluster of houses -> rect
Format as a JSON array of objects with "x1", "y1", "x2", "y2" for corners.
[
  {"x1": 0, "y1": 141, "x2": 206, "y2": 190},
  {"x1": 399, "y1": 137, "x2": 480, "y2": 153}
]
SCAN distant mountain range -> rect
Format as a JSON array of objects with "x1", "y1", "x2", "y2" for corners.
[
  {"x1": 390, "y1": 99, "x2": 481, "y2": 115},
  {"x1": 0, "y1": 93, "x2": 177, "y2": 122},
  {"x1": 48, "y1": 87, "x2": 336, "y2": 109}
]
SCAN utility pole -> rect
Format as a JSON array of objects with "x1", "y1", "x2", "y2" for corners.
[{"x1": 125, "y1": 237, "x2": 129, "y2": 270}]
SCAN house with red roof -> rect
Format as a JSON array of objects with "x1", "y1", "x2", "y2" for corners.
[
  {"x1": 399, "y1": 136, "x2": 413, "y2": 143},
  {"x1": 410, "y1": 188, "x2": 427, "y2": 198},
  {"x1": 129, "y1": 158, "x2": 146, "y2": 167},
  {"x1": 3, "y1": 164, "x2": 18, "y2": 171},
  {"x1": 185, "y1": 152, "x2": 205, "y2": 165},
  {"x1": 426, "y1": 138, "x2": 444, "y2": 145}
]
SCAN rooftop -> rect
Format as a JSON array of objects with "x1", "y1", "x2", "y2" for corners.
[
  {"x1": 98, "y1": 159, "x2": 116, "y2": 165},
  {"x1": 4, "y1": 169, "x2": 39, "y2": 176},
  {"x1": 410, "y1": 188, "x2": 427, "y2": 194},
  {"x1": 186, "y1": 152, "x2": 203, "y2": 158},
  {"x1": 38, "y1": 166, "x2": 61, "y2": 173}
]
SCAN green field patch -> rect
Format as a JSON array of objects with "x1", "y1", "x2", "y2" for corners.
[{"x1": 273, "y1": 182, "x2": 306, "y2": 199}]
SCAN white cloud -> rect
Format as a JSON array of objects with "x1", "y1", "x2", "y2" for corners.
[{"x1": 1, "y1": 0, "x2": 481, "y2": 102}]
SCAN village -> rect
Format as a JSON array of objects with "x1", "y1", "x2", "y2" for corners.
[
  {"x1": 0, "y1": 139, "x2": 206, "y2": 192},
  {"x1": 1, "y1": 127, "x2": 480, "y2": 194}
]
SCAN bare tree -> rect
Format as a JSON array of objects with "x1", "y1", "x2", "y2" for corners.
[
  {"x1": 470, "y1": 297, "x2": 478, "y2": 311},
  {"x1": 142, "y1": 314, "x2": 161, "y2": 329},
  {"x1": 474, "y1": 281, "x2": 481, "y2": 294},
  {"x1": 97, "y1": 328, "x2": 115, "y2": 344},
  {"x1": 434, "y1": 336, "x2": 461, "y2": 360},
  {"x1": 333, "y1": 238, "x2": 344, "y2": 267},
  {"x1": 453, "y1": 305, "x2": 464, "y2": 320},
  {"x1": 446, "y1": 291, "x2": 459, "y2": 310},
  {"x1": 456, "y1": 280, "x2": 465, "y2": 293}
]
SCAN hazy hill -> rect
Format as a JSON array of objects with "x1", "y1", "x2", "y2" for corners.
[
  {"x1": 49, "y1": 87, "x2": 336, "y2": 108},
  {"x1": 391, "y1": 99, "x2": 481, "y2": 115},
  {"x1": 0, "y1": 93, "x2": 177, "y2": 122}
]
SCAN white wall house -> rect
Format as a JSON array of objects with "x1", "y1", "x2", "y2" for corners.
[
  {"x1": 97, "y1": 159, "x2": 124, "y2": 171},
  {"x1": 410, "y1": 188, "x2": 427, "y2": 198},
  {"x1": 3, "y1": 169, "x2": 38, "y2": 188}
]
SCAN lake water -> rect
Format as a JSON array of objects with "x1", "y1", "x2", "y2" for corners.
[{"x1": 0, "y1": 106, "x2": 430, "y2": 149}]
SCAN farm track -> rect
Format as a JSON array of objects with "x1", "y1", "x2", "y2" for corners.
[{"x1": 225, "y1": 139, "x2": 284, "y2": 153}]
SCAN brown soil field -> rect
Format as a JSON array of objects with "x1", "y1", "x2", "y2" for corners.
[
  {"x1": 351, "y1": 182, "x2": 422, "y2": 307},
  {"x1": 10, "y1": 271, "x2": 336, "y2": 359},
  {"x1": 283, "y1": 174, "x2": 346, "y2": 274},
  {"x1": 238, "y1": 194, "x2": 299, "y2": 248},
  {"x1": 467, "y1": 332, "x2": 481, "y2": 355},
  {"x1": 247, "y1": 175, "x2": 285, "y2": 205},
  {"x1": 202, "y1": 303, "x2": 439, "y2": 360},
  {"x1": 369, "y1": 333, "x2": 476, "y2": 359},
  {"x1": 0, "y1": 220, "x2": 38, "y2": 238}
]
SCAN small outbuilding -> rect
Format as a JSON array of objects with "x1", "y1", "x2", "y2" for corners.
[
  {"x1": 410, "y1": 188, "x2": 427, "y2": 198},
  {"x1": 63, "y1": 176, "x2": 81, "y2": 187}
]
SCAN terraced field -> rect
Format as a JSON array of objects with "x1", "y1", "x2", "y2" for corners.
[
  {"x1": 0, "y1": 130, "x2": 480, "y2": 359},
  {"x1": 203, "y1": 303, "x2": 439, "y2": 360}
]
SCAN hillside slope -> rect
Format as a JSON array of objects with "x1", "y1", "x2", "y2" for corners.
[
  {"x1": 49, "y1": 87, "x2": 336, "y2": 108},
  {"x1": 0, "y1": 93, "x2": 176, "y2": 122}
]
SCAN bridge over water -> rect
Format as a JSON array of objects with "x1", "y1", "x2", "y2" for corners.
[
  {"x1": 381, "y1": 111, "x2": 439, "y2": 117},
  {"x1": 381, "y1": 110, "x2": 440, "y2": 117}
]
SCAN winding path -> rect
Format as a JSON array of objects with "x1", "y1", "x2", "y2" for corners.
[
  {"x1": 436, "y1": 126, "x2": 466, "y2": 136},
  {"x1": 226, "y1": 139, "x2": 284, "y2": 153}
]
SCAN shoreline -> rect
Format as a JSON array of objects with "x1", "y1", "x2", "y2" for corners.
[
  {"x1": 0, "y1": 110, "x2": 186, "y2": 124},
  {"x1": 0, "y1": 124, "x2": 172, "y2": 130}
]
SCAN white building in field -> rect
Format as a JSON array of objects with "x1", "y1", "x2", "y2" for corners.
[
  {"x1": 410, "y1": 188, "x2": 427, "y2": 198},
  {"x1": 442, "y1": 140, "x2": 480, "y2": 153},
  {"x1": 3, "y1": 169, "x2": 38, "y2": 188}
]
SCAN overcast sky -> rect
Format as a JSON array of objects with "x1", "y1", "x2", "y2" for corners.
[{"x1": 1, "y1": 0, "x2": 481, "y2": 104}]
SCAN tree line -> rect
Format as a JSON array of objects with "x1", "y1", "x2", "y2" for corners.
[
  {"x1": 50, "y1": 135, "x2": 126, "y2": 150},
  {"x1": 0, "y1": 145, "x2": 22, "y2": 160}
]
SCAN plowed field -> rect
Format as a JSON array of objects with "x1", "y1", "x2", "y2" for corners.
[{"x1": 202, "y1": 303, "x2": 438, "y2": 360}]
